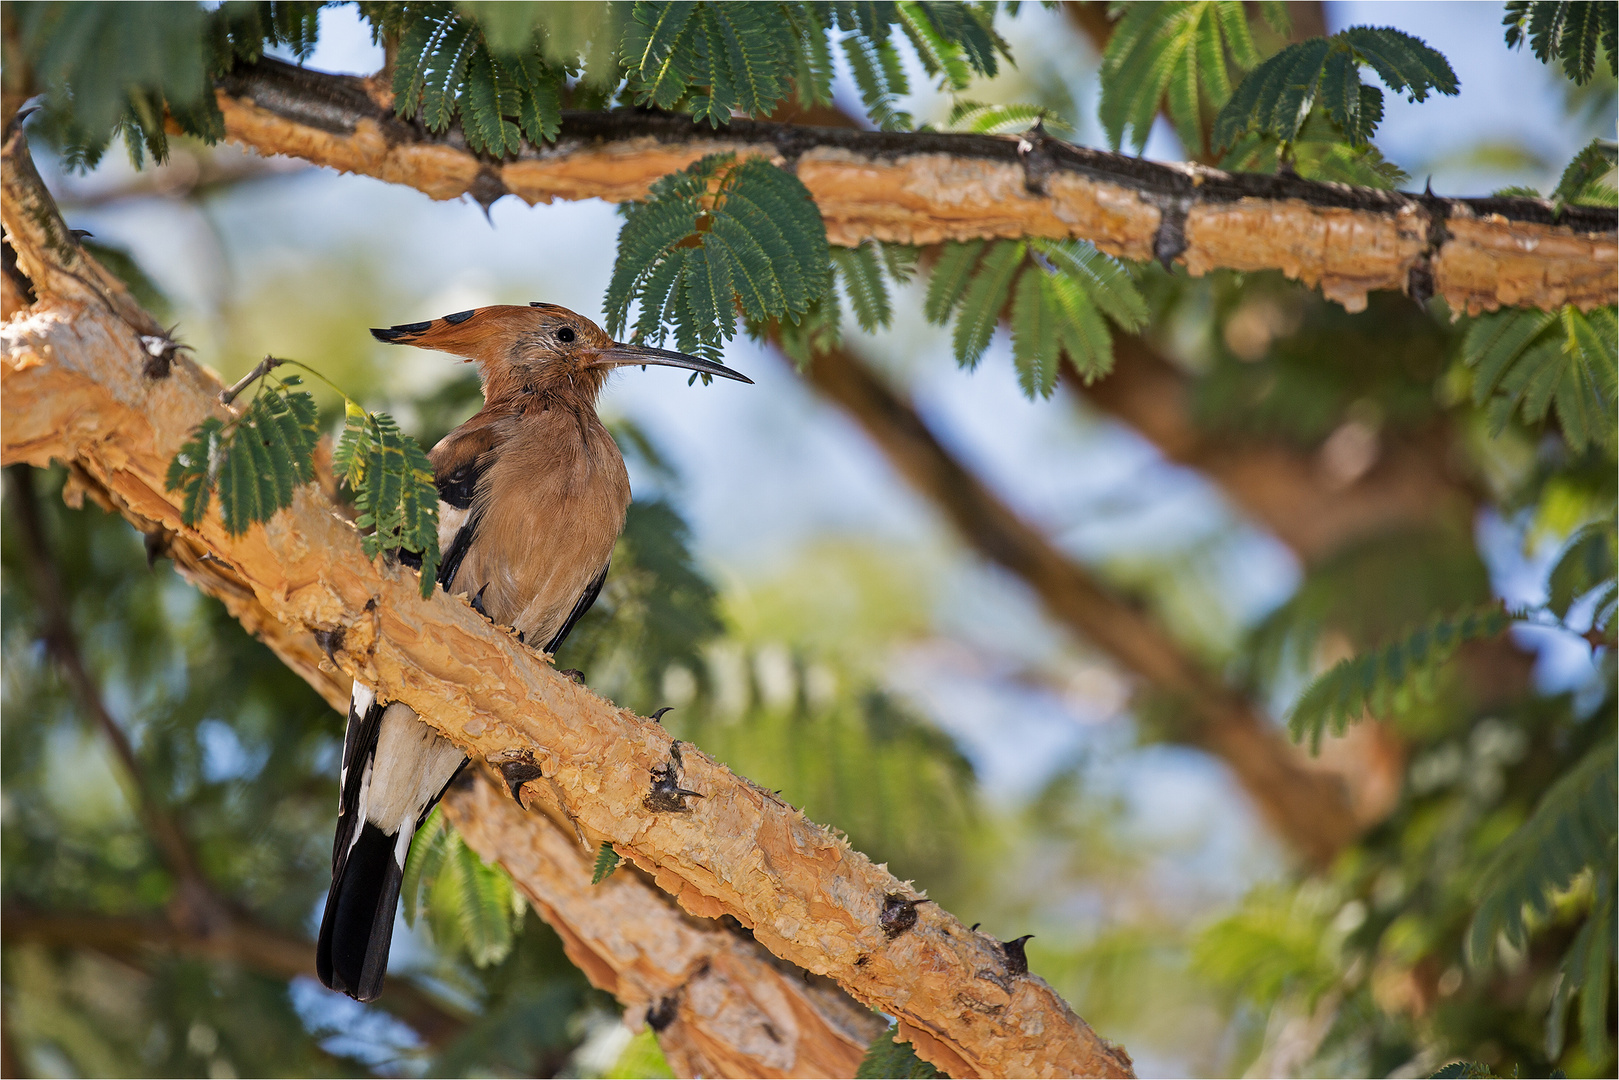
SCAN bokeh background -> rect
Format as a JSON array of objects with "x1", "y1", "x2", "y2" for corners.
[{"x1": 3, "y1": 3, "x2": 1613, "y2": 1077}]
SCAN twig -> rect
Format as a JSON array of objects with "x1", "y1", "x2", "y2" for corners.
[
  {"x1": 4, "y1": 465, "x2": 217, "y2": 923},
  {"x1": 219, "y1": 354, "x2": 283, "y2": 405}
]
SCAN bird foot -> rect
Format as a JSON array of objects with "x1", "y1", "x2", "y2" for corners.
[
  {"x1": 558, "y1": 668, "x2": 586, "y2": 685},
  {"x1": 650, "y1": 707, "x2": 674, "y2": 722}
]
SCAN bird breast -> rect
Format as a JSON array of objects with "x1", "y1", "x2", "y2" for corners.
[{"x1": 449, "y1": 408, "x2": 629, "y2": 648}]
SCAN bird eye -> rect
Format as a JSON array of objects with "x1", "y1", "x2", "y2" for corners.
[{"x1": 556, "y1": 327, "x2": 576, "y2": 343}]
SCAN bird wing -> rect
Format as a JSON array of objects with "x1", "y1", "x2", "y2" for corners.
[
  {"x1": 428, "y1": 411, "x2": 502, "y2": 593},
  {"x1": 544, "y1": 558, "x2": 610, "y2": 654}
]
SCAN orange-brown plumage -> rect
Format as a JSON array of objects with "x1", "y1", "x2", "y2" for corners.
[{"x1": 318, "y1": 302, "x2": 749, "y2": 1003}]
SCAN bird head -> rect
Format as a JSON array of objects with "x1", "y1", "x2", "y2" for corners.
[{"x1": 370, "y1": 303, "x2": 751, "y2": 403}]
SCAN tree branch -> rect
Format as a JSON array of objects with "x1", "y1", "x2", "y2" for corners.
[
  {"x1": 1065, "y1": 340, "x2": 1478, "y2": 564},
  {"x1": 207, "y1": 58, "x2": 1614, "y2": 315},
  {"x1": 5, "y1": 461, "x2": 228, "y2": 933},
  {"x1": 798, "y1": 343, "x2": 1364, "y2": 865},
  {"x1": 1, "y1": 126, "x2": 1133, "y2": 1080},
  {"x1": 443, "y1": 770, "x2": 886, "y2": 1079}
]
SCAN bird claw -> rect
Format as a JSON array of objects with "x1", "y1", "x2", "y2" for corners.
[
  {"x1": 470, "y1": 583, "x2": 492, "y2": 620},
  {"x1": 559, "y1": 668, "x2": 586, "y2": 685},
  {"x1": 650, "y1": 707, "x2": 674, "y2": 722}
]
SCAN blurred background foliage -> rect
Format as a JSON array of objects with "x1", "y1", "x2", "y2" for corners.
[{"x1": 3, "y1": 1, "x2": 1615, "y2": 1078}]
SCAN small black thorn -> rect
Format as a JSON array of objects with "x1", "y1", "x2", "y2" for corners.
[
  {"x1": 643, "y1": 746, "x2": 703, "y2": 813},
  {"x1": 650, "y1": 706, "x2": 674, "y2": 722},
  {"x1": 144, "y1": 530, "x2": 167, "y2": 568},
  {"x1": 1000, "y1": 934, "x2": 1034, "y2": 977},
  {"x1": 646, "y1": 994, "x2": 680, "y2": 1031},
  {"x1": 879, "y1": 893, "x2": 932, "y2": 940},
  {"x1": 496, "y1": 754, "x2": 546, "y2": 808},
  {"x1": 312, "y1": 627, "x2": 345, "y2": 666}
]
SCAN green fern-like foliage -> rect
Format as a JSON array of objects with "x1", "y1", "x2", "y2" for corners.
[
  {"x1": 1099, "y1": 1, "x2": 1267, "y2": 156},
  {"x1": 769, "y1": 240, "x2": 919, "y2": 366},
  {"x1": 21, "y1": 1, "x2": 321, "y2": 170},
  {"x1": 945, "y1": 99, "x2": 1070, "y2": 135},
  {"x1": 924, "y1": 239, "x2": 1148, "y2": 397},
  {"x1": 605, "y1": 153, "x2": 829, "y2": 363},
  {"x1": 1552, "y1": 138, "x2": 1619, "y2": 207},
  {"x1": 164, "y1": 376, "x2": 320, "y2": 537},
  {"x1": 1504, "y1": 0, "x2": 1618, "y2": 85},
  {"x1": 591, "y1": 842, "x2": 621, "y2": 884},
  {"x1": 1461, "y1": 305, "x2": 1618, "y2": 455},
  {"x1": 1212, "y1": 25, "x2": 1457, "y2": 155},
  {"x1": 856, "y1": 1026, "x2": 942, "y2": 1079},
  {"x1": 1287, "y1": 605, "x2": 1514, "y2": 751},
  {"x1": 1220, "y1": 109, "x2": 1409, "y2": 188},
  {"x1": 334, "y1": 403, "x2": 443, "y2": 598},
  {"x1": 390, "y1": 1, "x2": 567, "y2": 157},
  {"x1": 1547, "y1": 521, "x2": 1618, "y2": 641},
  {"x1": 402, "y1": 806, "x2": 526, "y2": 968},
  {"x1": 1468, "y1": 738, "x2": 1616, "y2": 1060}
]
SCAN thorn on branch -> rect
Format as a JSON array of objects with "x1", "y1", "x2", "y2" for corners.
[
  {"x1": 644, "y1": 740, "x2": 703, "y2": 813},
  {"x1": 467, "y1": 169, "x2": 508, "y2": 222},
  {"x1": 140, "y1": 326, "x2": 190, "y2": 380},
  {"x1": 1017, "y1": 120, "x2": 1054, "y2": 195},
  {"x1": 646, "y1": 993, "x2": 681, "y2": 1032},
  {"x1": 492, "y1": 749, "x2": 548, "y2": 809},
  {"x1": 1000, "y1": 933, "x2": 1034, "y2": 977},
  {"x1": 311, "y1": 627, "x2": 345, "y2": 666},
  {"x1": 879, "y1": 893, "x2": 932, "y2": 940},
  {"x1": 143, "y1": 529, "x2": 170, "y2": 568},
  {"x1": 1153, "y1": 200, "x2": 1189, "y2": 271}
]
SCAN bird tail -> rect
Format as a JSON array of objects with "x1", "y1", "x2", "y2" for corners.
[{"x1": 316, "y1": 821, "x2": 406, "y2": 1003}]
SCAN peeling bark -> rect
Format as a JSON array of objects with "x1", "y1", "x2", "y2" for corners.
[
  {"x1": 443, "y1": 771, "x2": 885, "y2": 1079},
  {"x1": 206, "y1": 58, "x2": 1615, "y2": 315},
  {"x1": 2, "y1": 128, "x2": 1134, "y2": 1080}
]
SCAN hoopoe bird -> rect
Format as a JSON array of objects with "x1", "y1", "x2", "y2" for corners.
[{"x1": 317, "y1": 303, "x2": 750, "y2": 1002}]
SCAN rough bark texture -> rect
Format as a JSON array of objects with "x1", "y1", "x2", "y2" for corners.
[
  {"x1": 801, "y1": 344, "x2": 1367, "y2": 865},
  {"x1": 1, "y1": 129, "x2": 1134, "y2": 1080},
  {"x1": 210, "y1": 59, "x2": 1614, "y2": 316},
  {"x1": 443, "y1": 771, "x2": 886, "y2": 1079}
]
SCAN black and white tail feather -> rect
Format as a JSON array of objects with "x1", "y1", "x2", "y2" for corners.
[{"x1": 316, "y1": 684, "x2": 466, "y2": 1002}]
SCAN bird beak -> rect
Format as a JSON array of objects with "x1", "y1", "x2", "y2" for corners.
[{"x1": 596, "y1": 343, "x2": 754, "y2": 384}]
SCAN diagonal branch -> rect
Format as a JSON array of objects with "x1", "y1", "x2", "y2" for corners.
[
  {"x1": 442, "y1": 770, "x2": 886, "y2": 1079},
  {"x1": 206, "y1": 58, "x2": 1615, "y2": 315},
  {"x1": 1, "y1": 125, "x2": 1133, "y2": 1080},
  {"x1": 5, "y1": 461, "x2": 222, "y2": 930},
  {"x1": 797, "y1": 343, "x2": 1363, "y2": 865},
  {"x1": 1065, "y1": 340, "x2": 1477, "y2": 564}
]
